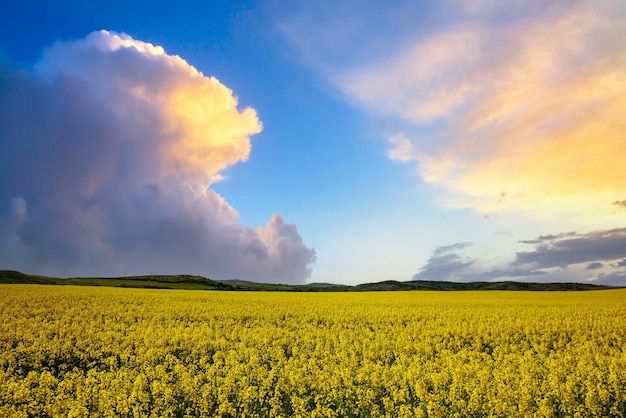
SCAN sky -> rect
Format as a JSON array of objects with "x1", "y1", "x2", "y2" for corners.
[{"x1": 1, "y1": 0, "x2": 625, "y2": 285}]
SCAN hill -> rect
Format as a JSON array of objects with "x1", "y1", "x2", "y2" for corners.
[
  {"x1": 0, "y1": 270, "x2": 233, "y2": 290},
  {"x1": 0, "y1": 270, "x2": 617, "y2": 291},
  {"x1": 354, "y1": 279, "x2": 611, "y2": 291}
]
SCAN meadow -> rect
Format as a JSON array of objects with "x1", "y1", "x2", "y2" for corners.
[{"x1": 1, "y1": 285, "x2": 625, "y2": 417}]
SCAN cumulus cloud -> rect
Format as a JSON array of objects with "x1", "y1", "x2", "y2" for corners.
[
  {"x1": 279, "y1": 0, "x2": 626, "y2": 220},
  {"x1": 0, "y1": 30, "x2": 315, "y2": 283}
]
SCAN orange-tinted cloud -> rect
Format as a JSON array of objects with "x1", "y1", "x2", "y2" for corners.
[
  {"x1": 338, "y1": 1, "x2": 626, "y2": 222},
  {"x1": 36, "y1": 30, "x2": 262, "y2": 189}
]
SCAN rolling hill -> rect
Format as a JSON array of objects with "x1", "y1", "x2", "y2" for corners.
[{"x1": 0, "y1": 270, "x2": 617, "y2": 291}]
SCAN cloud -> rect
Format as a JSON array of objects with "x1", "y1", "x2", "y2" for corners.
[
  {"x1": 412, "y1": 241, "x2": 548, "y2": 282},
  {"x1": 413, "y1": 242, "x2": 475, "y2": 281},
  {"x1": 273, "y1": 0, "x2": 431, "y2": 71},
  {"x1": 512, "y1": 228, "x2": 626, "y2": 269},
  {"x1": 433, "y1": 241, "x2": 472, "y2": 256},
  {"x1": 413, "y1": 228, "x2": 626, "y2": 283},
  {"x1": 613, "y1": 200, "x2": 626, "y2": 210},
  {"x1": 518, "y1": 232, "x2": 579, "y2": 245},
  {"x1": 0, "y1": 30, "x2": 315, "y2": 283},
  {"x1": 280, "y1": 0, "x2": 626, "y2": 220},
  {"x1": 594, "y1": 271, "x2": 626, "y2": 287},
  {"x1": 477, "y1": 267, "x2": 546, "y2": 281},
  {"x1": 586, "y1": 262, "x2": 604, "y2": 270}
]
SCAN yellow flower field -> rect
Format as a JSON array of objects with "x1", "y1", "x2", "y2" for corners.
[{"x1": 1, "y1": 285, "x2": 625, "y2": 417}]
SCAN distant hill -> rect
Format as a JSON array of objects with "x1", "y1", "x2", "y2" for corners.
[
  {"x1": 0, "y1": 270, "x2": 53, "y2": 284},
  {"x1": 0, "y1": 270, "x2": 233, "y2": 290},
  {"x1": 217, "y1": 279, "x2": 350, "y2": 292},
  {"x1": 0, "y1": 270, "x2": 617, "y2": 292},
  {"x1": 354, "y1": 279, "x2": 612, "y2": 291}
]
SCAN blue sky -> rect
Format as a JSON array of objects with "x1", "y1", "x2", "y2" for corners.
[{"x1": 1, "y1": 0, "x2": 625, "y2": 285}]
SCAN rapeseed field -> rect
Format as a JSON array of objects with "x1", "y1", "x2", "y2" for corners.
[{"x1": 1, "y1": 285, "x2": 625, "y2": 417}]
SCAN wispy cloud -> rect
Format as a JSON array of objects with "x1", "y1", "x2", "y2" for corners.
[
  {"x1": 518, "y1": 232, "x2": 580, "y2": 245},
  {"x1": 278, "y1": 0, "x2": 626, "y2": 221},
  {"x1": 613, "y1": 200, "x2": 626, "y2": 210},
  {"x1": 433, "y1": 241, "x2": 472, "y2": 256},
  {"x1": 0, "y1": 31, "x2": 315, "y2": 282}
]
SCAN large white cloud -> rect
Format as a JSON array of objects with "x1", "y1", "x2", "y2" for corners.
[{"x1": 0, "y1": 30, "x2": 315, "y2": 283}]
